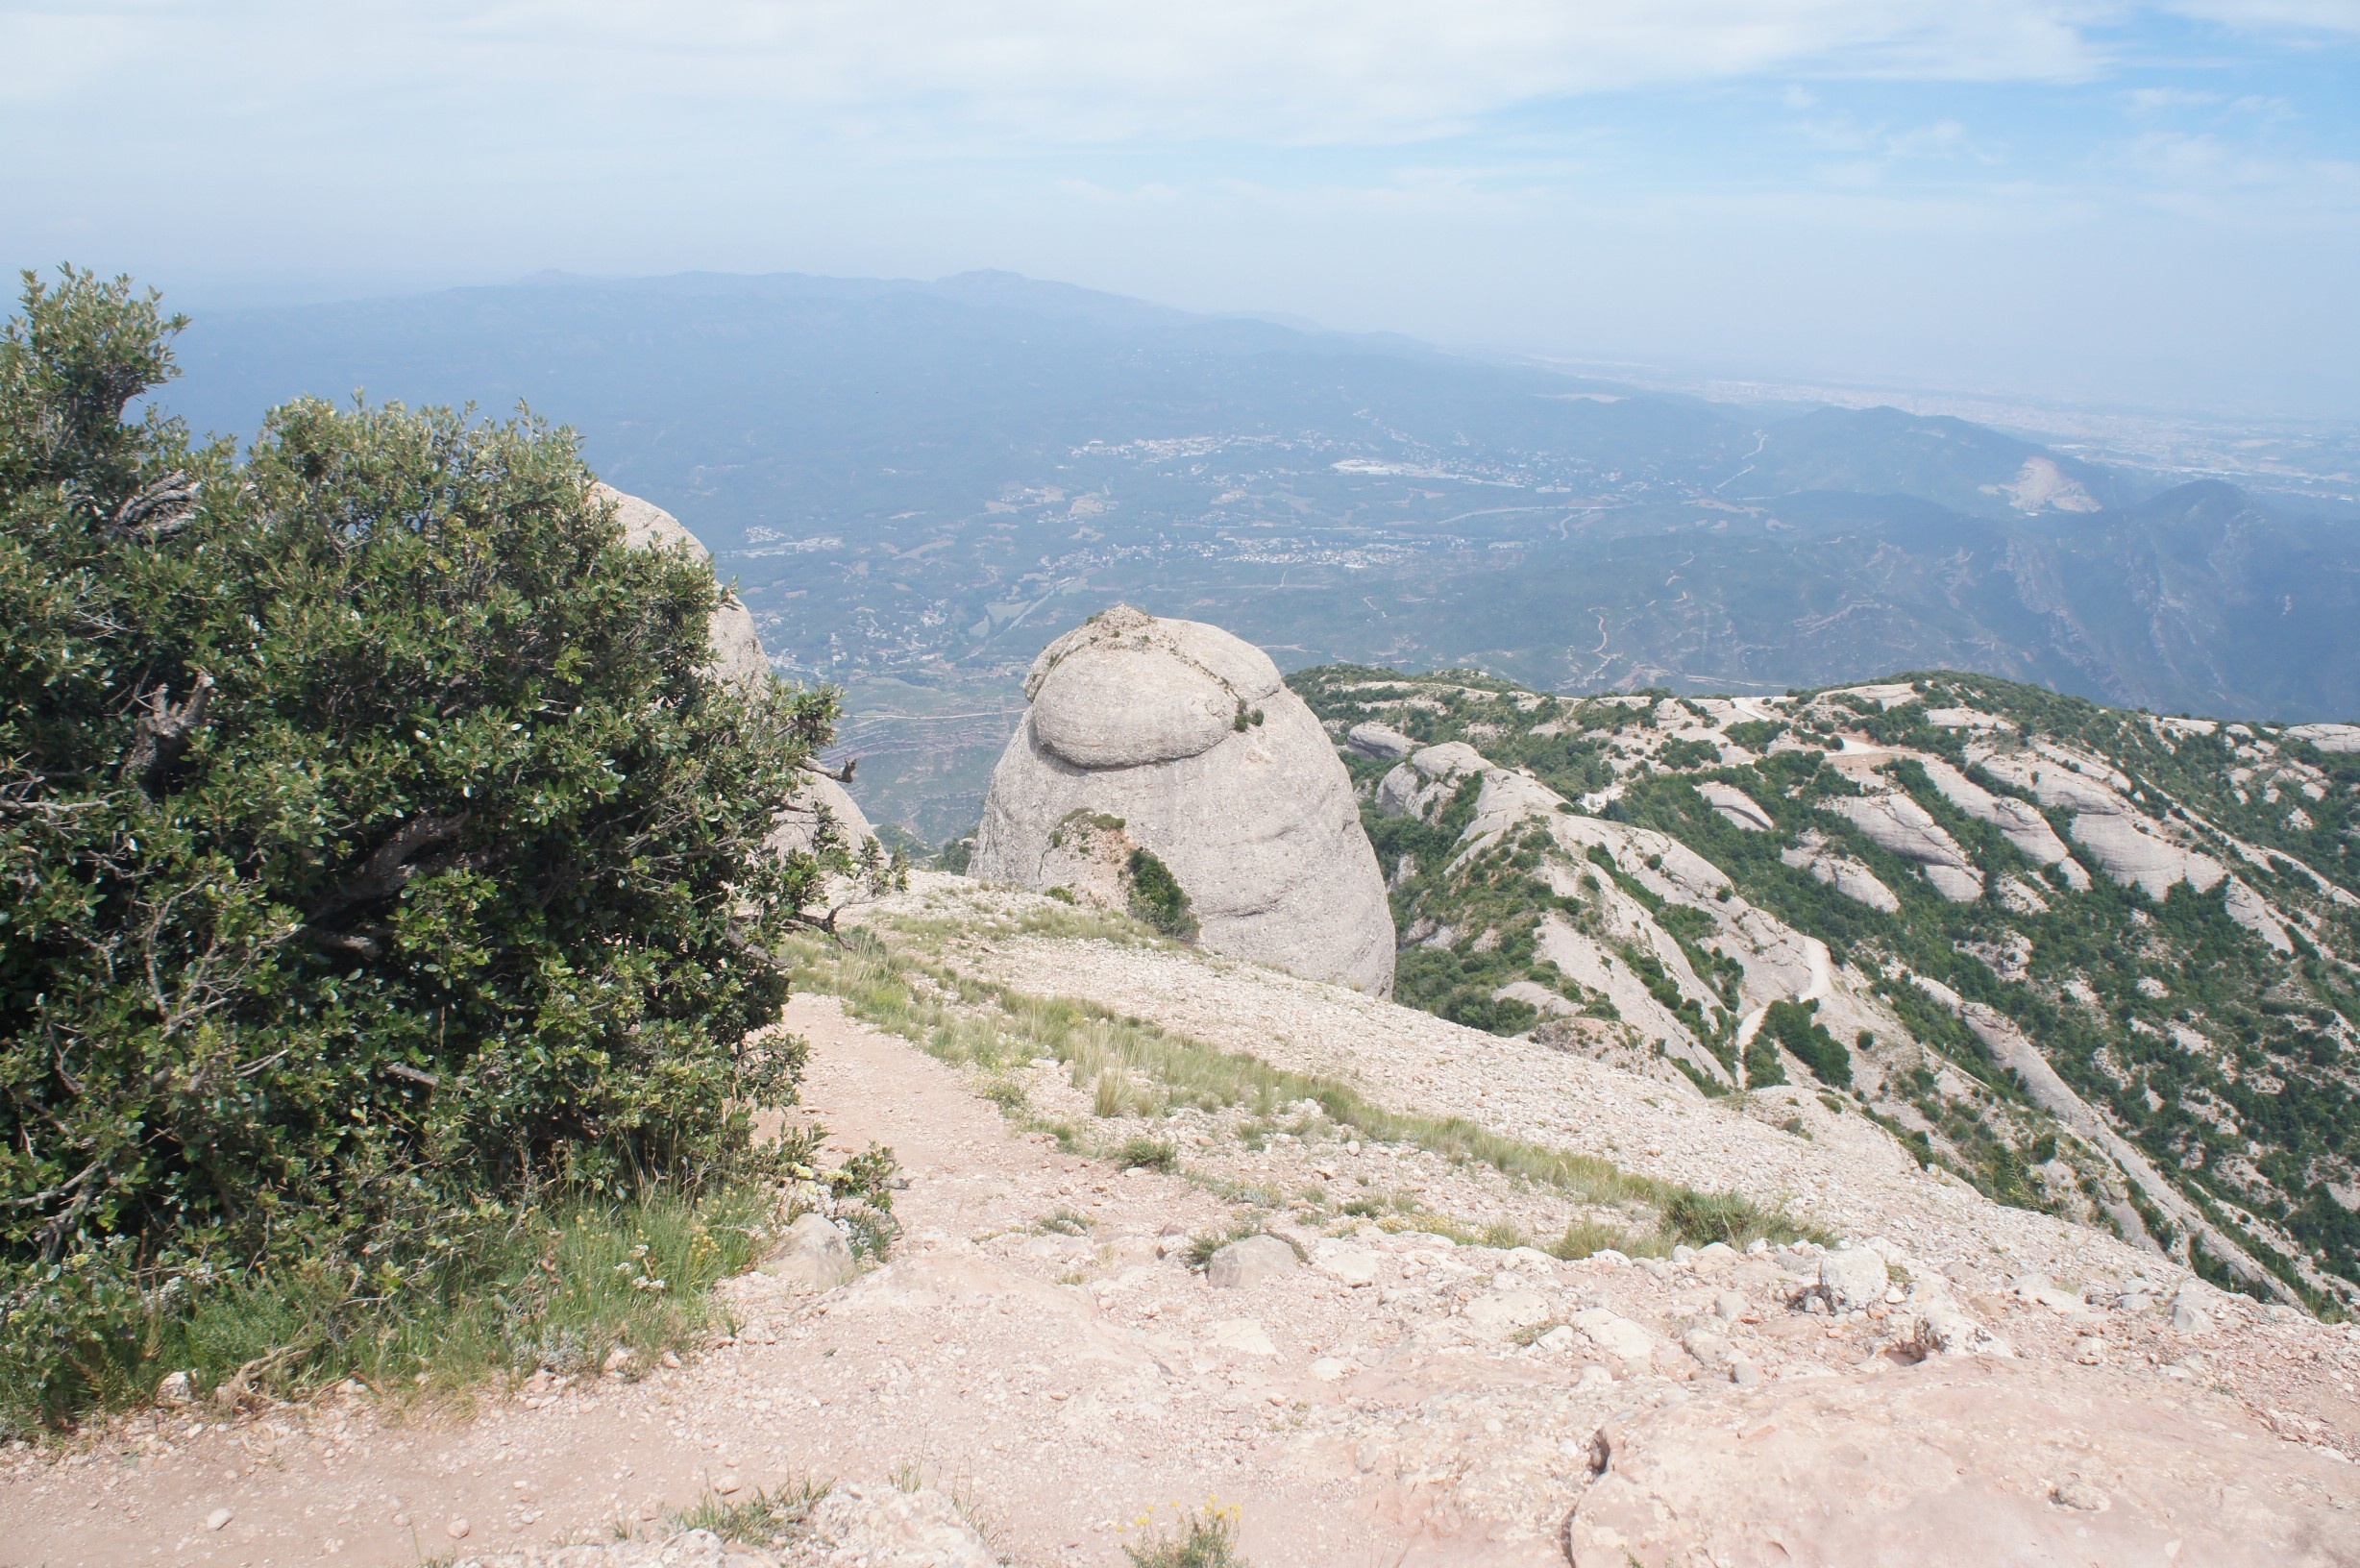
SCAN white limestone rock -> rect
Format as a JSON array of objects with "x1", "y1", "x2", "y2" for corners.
[
  {"x1": 1916, "y1": 756, "x2": 2086, "y2": 887},
  {"x1": 807, "y1": 1483, "x2": 996, "y2": 1568},
  {"x1": 1820, "y1": 790, "x2": 1983, "y2": 901},
  {"x1": 1976, "y1": 748, "x2": 2222, "y2": 899},
  {"x1": 760, "y1": 1213, "x2": 855, "y2": 1292},
  {"x1": 1782, "y1": 829, "x2": 1900, "y2": 913},
  {"x1": 1345, "y1": 720, "x2": 1417, "y2": 759},
  {"x1": 2287, "y1": 722, "x2": 2360, "y2": 754},
  {"x1": 1698, "y1": 781, "x2": 1775, "y2": 832},
  {"x1": 764, "y1": 772, "x2": 877, "y2": 860},
  {"x1": 602, "y1": 484, "x2": 878, "y2": 862},
  {"x1": 599, "y1": 484, "x2": 769, "y2": 690},
  {"x1": 973, "y1": 607, "x2": 1394, "y2": 994},
  {"x1": 1207, "y1": 1234, "x2": 1300, "y2": 1288}
]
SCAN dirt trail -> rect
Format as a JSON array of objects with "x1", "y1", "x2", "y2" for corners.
[
  {"x1": 8, "y1": 957, "x2": 2360, "y2": 1568},
  {"x1": 0, "y1": 997, "x2": 1532, "y2": 1568}
]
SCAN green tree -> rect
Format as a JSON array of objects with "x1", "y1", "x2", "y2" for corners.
[{"x1": 0, "y1": 269, "x2": 869, "y2": 1420}]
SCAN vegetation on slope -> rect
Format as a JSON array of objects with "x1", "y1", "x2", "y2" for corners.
[
  {"x1": 1293, "y1": 663, "x2": 2360, "y2": 1311},
  {"x1": 0, "y1": 271, "x2": 885, "y2": 1428}
]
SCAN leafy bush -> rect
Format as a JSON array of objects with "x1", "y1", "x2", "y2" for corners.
[
  {"x1": 1762, "y1": 998, "x2": 1853, "y2": 1088},
  {"x1": 0, "y1": 270, "x2": 863, "y2": 1426},
  {"x1": 1125, "y1": 845, "x2": 1199, "y2": 939}
]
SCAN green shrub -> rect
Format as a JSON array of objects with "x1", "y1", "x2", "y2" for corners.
[
  {"x1": 1125, "y1": 846, "x2": 1199, "y2": 939},
  {"x1": 0, "y1": 270, "x2": 870, "y2": 1427},
  {"x1": 1118, "y1": 1136, "x2": 1178, "y2": 1171},
  {"x1": 1762, "y1": 999, "x2": 1853, "y2": 1087}
]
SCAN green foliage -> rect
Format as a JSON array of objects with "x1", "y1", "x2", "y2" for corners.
[
  {"x1": 1762, "y1": 999, "x2": 1853, "y2": 1088},
  {"x1": 1117, "y1": 1136, "x2": 1178, "y2": 1171},
  {"x1": 1125, "y1": 845, "x2": 1199, "y2": 940},
  {"x1": 0, "y1": 270, "x2": 865, "y2": 1426}
]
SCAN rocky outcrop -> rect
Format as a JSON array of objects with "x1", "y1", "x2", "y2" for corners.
[
  {"x1": 1916, "y1": 755, "x2": 2087, "y2": 888},
  {"x1": 603, "y1": 483, "x2": 877, "y2": 858},
  {"x1": 600, "y1": 483, "x2": 770, "y2": 689},
  {"x1": 1821, "y1": 790, "x2": 1983, "y2": 901},
  {"x1": 1782, "y1": 829, "x2": 1900, "y2": 912},
  {"x1": 972, "y1": 607, "x2": 1393, "y2": 994},
  {"x1": 1976, "y1": 747, "x2": 2222, "y2": 899}
]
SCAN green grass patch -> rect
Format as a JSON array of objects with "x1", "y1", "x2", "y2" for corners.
[
  {"x1": 7, "y1": 1184, "x2": 776, "y2": 1437},
  {"x1": 785, "y1": 923, "x2": 1822, "y2": 1256}
]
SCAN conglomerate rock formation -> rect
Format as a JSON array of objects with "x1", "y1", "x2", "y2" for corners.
[
  {"x1": 973, "y1": 606, "x2": 1394, "y2": 993},
  {"x1": 601, "y1": 482, "x2": 873, "y2": 854}
]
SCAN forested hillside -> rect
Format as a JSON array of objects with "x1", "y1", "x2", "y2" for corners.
[{"x1": 1294, "y1": 665, "x2": 2360, "y2": 1311}]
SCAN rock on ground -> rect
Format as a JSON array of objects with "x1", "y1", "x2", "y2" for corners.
[
  {"x1": 1207, "y1": 1234, "x2": 1299, "y2": 1288},
  {"x1": 759, "y1": 1213, "x2": 855, "y2": 1292},
  {"x1": 971, "y1": 606, "x2": 1394, "y2": 993},
  {"x1": 1565, "y1": 1358, "x2": 2360, "y2": 1567}
]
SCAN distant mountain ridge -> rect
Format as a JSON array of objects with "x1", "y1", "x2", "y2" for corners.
[{"x1": 159, "y1": 268, "x2": 2360, "y2": 731}]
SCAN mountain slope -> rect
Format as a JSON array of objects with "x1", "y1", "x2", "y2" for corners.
[{"x1": 1294, "y1": 665, "x2": 2360, "y2": 1309}]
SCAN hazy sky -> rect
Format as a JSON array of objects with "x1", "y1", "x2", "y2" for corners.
[{"x1": 6, "y1": 2, "x2": 2357, "y2": 416}]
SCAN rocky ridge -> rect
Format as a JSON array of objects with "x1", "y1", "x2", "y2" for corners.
[{"x1": 1299, "y1": 666, "x2": 2360, "y2": 1311}]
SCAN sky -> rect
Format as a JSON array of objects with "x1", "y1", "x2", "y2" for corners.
[{"x1": 5, "y1": 1, "x2": 2358, "y2": 417}]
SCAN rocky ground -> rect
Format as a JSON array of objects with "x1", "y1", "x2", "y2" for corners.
[{"x1": 4, "y1": 878, "x2": 2358, "y2": 1565}]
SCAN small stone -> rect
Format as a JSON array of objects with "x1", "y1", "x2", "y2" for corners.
[
  {"x1": 1537, "y1": 1325, "x2": 1578, "y2": 1351},
  {"x1": 205, "y1": 1508, "x2": 233, "y2": 1531},
  {"x1": 603, "y1": 1345, "x2": 635, "y2": 1374},
  {"x1": 1730, "y1": 1357, "x2": 1763, "y2": 1387},
  {"x1": 1715, "y1": 1290, "x2": 1747, "y2": 1321},
  {"x1": 1817, "y1": 1248, "x2": 1888, "y2": 1312},
  {"x1": 1577, "y1": 1364, "x2": 1615, "y2": 1390},
  {"x1": 1681, "y1": 1328, "x2": 1734, "y2": 1374},
  {"x1": 446, "y1": 1518, "x2": 471, "y2": 1540},
  {"x1": 2053, "y1": 1481, "x2": 2110, "y2": 1512},
  {"x1": 716, "y1": 1474, "x2": 742, "y2": 1495},
  {"x1": 157, "y1": 1371, "x2": 195, "y2": 1409},
  {"x1": 660, "y1": 1350, "x2": 684, "y2": 1370},
  {"x1": 1207, "y1": 1235, "x2": 1298, "y2": 1289},
  {"x1": 2073, "y1": 1336, "x2": 2107, "y2": 1365},
  {"x1": 761, "y1": 1213, "x2": 856, "y2": 1292},
  {"x1": 2172, "y1": 1303, "x2": 2212, "y2": 1336},
  {"x1": 1308, "y1": 1357, "x2": 1353, "y2": 1382}
]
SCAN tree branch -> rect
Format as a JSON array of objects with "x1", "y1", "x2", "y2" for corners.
[
  {"x1": 306, "y1": 812, "x2": 471, "y2": 926},
  {"x1": 123, "y1": 672, "x2": 213, "y2": 797},
  {"x1": 107, "y1": 470, "x2": 200, "y2": 541}
]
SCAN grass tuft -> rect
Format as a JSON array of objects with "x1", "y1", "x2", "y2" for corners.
[
  {"x1": 1124, "y1": 1501, "x2": 1250, "y2": 1568},
  {"x1": 8, "y1": 1184, "x2": 778, "y2": 1435},
  {"x1": 669, "y1": 1475, "x2": 829, "y2": 1544}
]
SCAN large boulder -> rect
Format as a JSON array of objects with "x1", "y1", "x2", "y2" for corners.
[
  {"x1": 972, "y1": 606, "x2": 1394, "y2": 994},
  {"x1": 599, "y1": 483, "x2": 876, "y2": 856},
  {"x1": 598, "y1": 483, "x2": 769, "y2": 689}
]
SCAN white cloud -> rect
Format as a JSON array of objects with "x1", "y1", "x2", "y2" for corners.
[{"x1": 10, "y1": 0, "x2": 2110, "y2": 145}]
